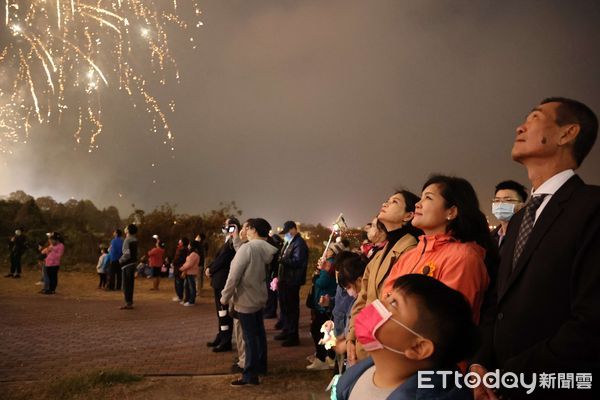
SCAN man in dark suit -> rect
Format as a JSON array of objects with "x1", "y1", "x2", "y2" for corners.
[
  {"x1": 274, "y1": 221, "x2": 309, "y2": 347},
  {"x1": 472, "y1": 97, "x2": 599, "y2": 399},
  {"x1": 490, "y1": 180, "x2": 527, "y2": 250}
]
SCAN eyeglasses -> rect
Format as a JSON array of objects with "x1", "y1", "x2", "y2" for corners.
[{"x1": 492, "y1": 197, "x2": 522, "y2": 204}]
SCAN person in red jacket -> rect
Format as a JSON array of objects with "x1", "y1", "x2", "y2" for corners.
[{"x1": 147, "y1": 239, "x2": 165, "y2": 291}]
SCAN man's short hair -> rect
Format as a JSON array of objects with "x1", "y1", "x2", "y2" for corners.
[
  {"x1": 247, "y1": 218, "x2": 271, "y2": 238},
  {"x1": 115, "y1": 229, "x2": 123, "y2": 237},
  {"x1": 541, "y1": 97, "x2": 598, "y2": 167},
  {"x1": 127, "y1": 224, "x2": 138, "y2": 235},
  {"x1": 392, "y1": 274, "x2": 479, "y2": 367},
  {"x1": 494, "y1": 180, "x2": 528, "y2": 202}
]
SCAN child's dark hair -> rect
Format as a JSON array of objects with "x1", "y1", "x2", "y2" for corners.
[
  {"x1": 392, "y1": 274, "x2": 479, "y2": 367},
  {"x1": 336, "y1": 252, "x2": 367, "y2": 288},
  {"x1": 190, "y1": 240, "x2": 201, "y2": 253}
]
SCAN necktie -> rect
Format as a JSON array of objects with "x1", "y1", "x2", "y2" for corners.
[{"x1": 512, "y1": 194, "x2": 548, "y2": 270}]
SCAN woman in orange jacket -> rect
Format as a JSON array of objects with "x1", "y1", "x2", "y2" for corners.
[{"x1": 383, "y1": 175, "x2": 498, "y2": 323}]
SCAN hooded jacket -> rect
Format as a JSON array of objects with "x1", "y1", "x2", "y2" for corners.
[
  {"x1": 383, "y1": 233, "x2": 489, "y2": 324},
  {"x1": 220, "y1": 239, "x2": 278, "y2": 313}
]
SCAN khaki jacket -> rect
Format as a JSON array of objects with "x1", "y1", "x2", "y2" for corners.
[{"x1": 347, "y1": 233, "x2": 417, "y2": 360}]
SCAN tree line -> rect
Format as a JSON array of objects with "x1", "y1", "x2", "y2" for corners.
[{"x1": 0, "y1": 190, "x2": 356, "y2": 270}]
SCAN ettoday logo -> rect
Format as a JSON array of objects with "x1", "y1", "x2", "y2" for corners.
[{"x1": 417, "y1": 370, "x2": 593, "y2": 395}]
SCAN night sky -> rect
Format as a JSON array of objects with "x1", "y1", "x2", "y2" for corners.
[{"x1": 1, "y1": 0, "x2": 599, "y2": 229}]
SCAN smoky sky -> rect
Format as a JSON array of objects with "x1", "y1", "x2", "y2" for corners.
[{"x1": 1, "y1": 0, "x2": 600, "y2": 229}]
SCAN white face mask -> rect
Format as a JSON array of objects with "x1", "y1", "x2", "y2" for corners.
[{"x1": 492, "y1": 202, "x2": 516, "y2": 222}]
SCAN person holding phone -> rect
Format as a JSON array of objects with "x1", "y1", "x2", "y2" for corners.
[{"x1": 205, "y1": 217, "x2": 242, "y2": 353}]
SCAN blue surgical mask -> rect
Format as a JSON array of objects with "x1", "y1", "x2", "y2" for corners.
[
  {"x1": 492, "y1": 203, "x2": 516, "y2": 222},
  {"x1": 284, "y1": 233, "x2": 293, "y2": 242}
]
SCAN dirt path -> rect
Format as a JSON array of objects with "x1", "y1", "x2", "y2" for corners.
[{"x1": 0, "y1": 270, "x2": 331, "y2": 399}]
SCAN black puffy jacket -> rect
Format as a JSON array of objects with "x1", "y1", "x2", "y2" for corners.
[{"x1": 278, "y1": 235, "x2": 309, "y2": 286}]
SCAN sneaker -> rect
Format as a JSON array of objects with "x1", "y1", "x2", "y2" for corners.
[
  {"x1": 13, "y1": 274, "x2": 20, "y2": 278},
  {"x1": 231, "y1": 364, "x2": 244, "y2": 373},
  {"x1": 35, "y1": 281, "x2": 43, "y2": 286},
  {"x1": 172, "y1": 296, "x2": 181, "y2": 302},
  {"x1": 179, "y1": 300, "x2": 185, "y2": 305},
  {"x1": 213, "y1": 342, "x2": 232, "y2": 352},
  {"x1": 306, "y1": 358, "x2": 330, "y2": 371},
  {"x1": 119, "y1": 304, "x2": 134, "y2": 310},
  {"x1": 183, "y1": 302, "x2": 195, "y2": 307},
  {"x1": 4, "y1": 274, "x2": 13, "y2": 278},
  {"x1": 230, "y1": 378, "x2": 259, "y2": 387}
]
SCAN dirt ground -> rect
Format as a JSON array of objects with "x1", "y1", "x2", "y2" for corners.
[{"x1": 0, "y1": 267, "x2": 332, "y2": 400}]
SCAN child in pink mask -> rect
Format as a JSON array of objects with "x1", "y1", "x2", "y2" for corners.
[{"x1": 335, "y1": 274, "x2": 477, "y2": 400}]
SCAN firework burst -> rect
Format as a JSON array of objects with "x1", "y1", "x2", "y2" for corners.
[{"x1": 0, "y1": 0, "x2": 202, "y2": 154}]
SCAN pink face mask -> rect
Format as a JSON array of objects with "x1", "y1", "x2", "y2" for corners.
[{"x1": 354, "y1": 299, "x2": 424, "y2": 354}]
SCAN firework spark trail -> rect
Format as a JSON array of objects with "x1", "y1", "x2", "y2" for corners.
[{"x1": 0, "y1": 0, "x2": 202, "y2": 154}]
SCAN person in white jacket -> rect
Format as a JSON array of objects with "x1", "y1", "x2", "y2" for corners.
[{"x1": 221, "y1": 218, "x2": 278, "y2": 387}]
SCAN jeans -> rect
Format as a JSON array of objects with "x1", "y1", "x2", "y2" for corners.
[
  {"x1": 183, "y1": 275, "x2": 196, "y2": 304},
  {"x1": 108, "y1": 260, "x2": 122, "y2": 290},
  {"x1": 238, "y1": 310, "x2": 267, "y2": 383},
  {"x1": 264, "y1": 284, "x2": 278, "y2": 317},
  {"x1": 280, "y1": 283, "x2": 301, "y2": 337},
  {"x1": 174, "y1": 272, "x2": 184, "y2": 300},
  {"x1": 42, "y1": 265, "x2": 49, "y2": 291},
  {"x1": 98, "y1": 273, "x2": 107, "y2": 288},
  {"x1": 10, "y1": 253, "x2": 22, "y2": 276},
  {"x1": 46, "y1": 266, "x2": 59, "y2": 292},
  {"x1": 122, "y1": 264, "x2": 136, "y2": 305}
]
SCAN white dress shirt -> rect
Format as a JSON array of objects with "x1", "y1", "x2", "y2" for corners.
[{"x1": 531, "y1": 169, "x2": 575, "y2": 224}]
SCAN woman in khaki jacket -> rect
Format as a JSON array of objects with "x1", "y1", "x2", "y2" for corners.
[{"x1": 346, "y1": 190, "x2": 422, "y2": 365}]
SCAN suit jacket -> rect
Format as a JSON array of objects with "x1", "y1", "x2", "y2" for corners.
[{"x1": 476, "y1": 175, "x2": 600, "y2": 376}]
